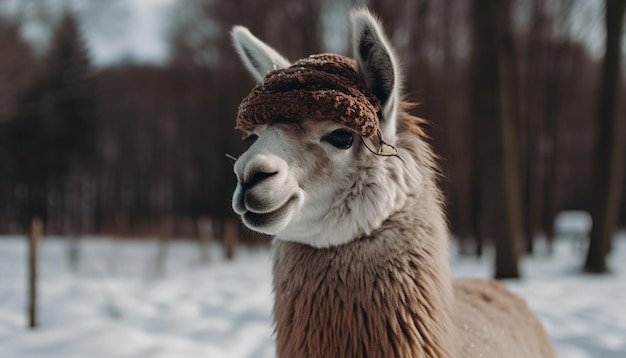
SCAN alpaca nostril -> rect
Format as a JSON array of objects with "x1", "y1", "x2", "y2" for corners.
[{"x1": 243, "y1": 170, "x2": 278, "y2": 189}]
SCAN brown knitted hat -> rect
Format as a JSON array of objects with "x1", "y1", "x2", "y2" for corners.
[{"x1": 236, "y1": 54, "x2": 382, "y2": 138}]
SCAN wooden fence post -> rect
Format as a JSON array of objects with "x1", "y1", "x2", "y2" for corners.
[
  {"x1": 67, "y1": 235, "x2": 80, "y2": 271},
  {"x1": 154, "y1": 217, "x2": 173, "y2": 277},
  {"x1": 197, "y1": 216, "x2": 213, "y2": 264},
  {"x1": 224, "y1": 218, "x2": 238, "y2": 261},
  {"x1": 29, "y1": 217, "x2": 43, "y2": 329}
]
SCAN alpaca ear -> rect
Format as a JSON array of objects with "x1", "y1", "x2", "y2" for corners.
[
  {"x1": 231, "y1": 26, "x2": 291, "y2": 82},
  {"x1": 351, "y1": 9, "x2": 400, "y2": 143}
]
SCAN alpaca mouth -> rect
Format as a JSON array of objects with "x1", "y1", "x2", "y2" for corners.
[{"x1": 243, "y1": 195, "x2": 298, "y2": 230}]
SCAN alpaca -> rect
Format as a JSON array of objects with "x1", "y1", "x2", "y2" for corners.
[{"x1": 230, "y1": 9, "x2": 555, "y2": 358}]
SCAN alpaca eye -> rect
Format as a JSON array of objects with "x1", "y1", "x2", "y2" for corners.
[{"x1": 323, "y1": 129, "x2": 354, "y2": 149}]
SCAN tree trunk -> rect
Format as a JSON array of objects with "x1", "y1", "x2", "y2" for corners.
[
  {"x1": 470, "y1": 149, "x2": 485, "y2": 257},
  {"x1": 523, "y1": 133, "x2": 543, "y2": 253},
  {"x1": 197, "y1": 216, "x2": 214, "y2": 264},
  {"x1": 584, "y1": 0, "x2": 626, "y2": 273},
  {"x1": 472, "y1": 0, "x2": 521, "y2": 278}
]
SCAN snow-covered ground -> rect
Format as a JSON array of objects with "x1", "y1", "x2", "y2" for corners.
[{"x1": 0, "y1": 233, "x2": 625, "y2": 358}]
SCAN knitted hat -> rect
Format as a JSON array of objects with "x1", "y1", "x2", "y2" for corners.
[{"x1": 236, "y1": 54, "x2": 382, "y2": 138}]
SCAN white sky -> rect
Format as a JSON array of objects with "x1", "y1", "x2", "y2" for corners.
[
  {"x1": 85, "y1": 0, "x2": 175, "y2": 66},
  {"x1": 2, "y1": 0, "x2": 175, "y2": 67},
  {"x1": 1, "y1": 0, "x2": 614, "y2": 67}
]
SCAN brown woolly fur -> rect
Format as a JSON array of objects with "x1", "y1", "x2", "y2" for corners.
[
  {"x1": 454, "y1": 279, "x2": 556, "y2": 358},
  {"x1": 270, "y1": 105, "x2": 554, "y2": 358},
  {"x1": 272, "y1": 104, "x2": 455, "y2": 358},
  {"x1": 397, "y1": 100, "x2": 426, "y2": 138}
]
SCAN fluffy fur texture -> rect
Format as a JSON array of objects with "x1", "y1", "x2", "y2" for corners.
[
  {"x1": 230, "y1": 8, "x2": 555, "y2": 358},
  {"x1": 271, "y1": 110, "x2": 456, "y2": 356},
  {"x1": 454, "y1": 279, "x2": 556, "y2": 357},
  {"x1": 270, "y1": 110, "x2": 555, "y2": 357},
  {"x1": 237, "y1": 54, "x2": 382, "y2": 138}
]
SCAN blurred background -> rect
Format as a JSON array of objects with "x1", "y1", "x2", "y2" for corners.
[{"x1": 1, "y1": 0, "x2": 624, "y2": 271}]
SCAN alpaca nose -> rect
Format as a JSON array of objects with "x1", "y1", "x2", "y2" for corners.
[
  {"x1": 242, "y1": 169, "x2": 277, "y2": 190},
  {"x1": 234, "y1": 152, "x2": 287, "y2": 194}
]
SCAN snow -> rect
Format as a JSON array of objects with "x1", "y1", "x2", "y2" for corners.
[
  {"x1": 1, "y1": 233, "x2": 625, "y2": 358},
  {"x1": 554, "y1": 211, "x2": 592, "y2": 237}
]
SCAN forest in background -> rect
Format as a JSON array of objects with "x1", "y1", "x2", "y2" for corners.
[{"x1": 0, "y1": 0, "x2": 624, "y2": 275}]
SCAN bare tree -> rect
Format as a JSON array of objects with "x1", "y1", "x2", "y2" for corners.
[
  {"x1": 472, "y1": 0, "x2": 522, "y2": 278},
  {"x1": 584, "y1": 0, "x2": 626, "y2": 273}
]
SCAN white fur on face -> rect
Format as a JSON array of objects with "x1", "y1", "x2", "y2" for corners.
[
  {"x1": 232, "y1": 126, "x2": 304, "y2": 235},
  {"x1": 232, "y1": 119, "x2": 421, "y2": 248}
]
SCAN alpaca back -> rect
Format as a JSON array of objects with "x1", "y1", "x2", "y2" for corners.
[{"x1": 453, "y1": 279, "x2": 555, "y2": 358}]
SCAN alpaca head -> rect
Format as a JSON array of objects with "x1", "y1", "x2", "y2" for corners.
[{"x1": 231, "y1": 10, "x2": 411, "y2": 248}]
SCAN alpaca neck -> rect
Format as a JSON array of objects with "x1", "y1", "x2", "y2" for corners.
[
  {"x1": 271, "y1": 133, "x2": 455, "y2": 357},
  {"x1": 271, "y1": 188, "x2": 455, "y2": 357}
]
